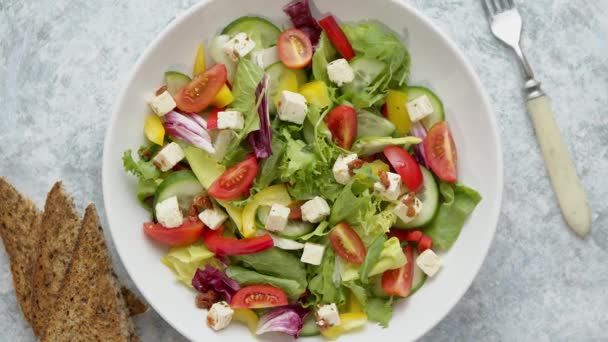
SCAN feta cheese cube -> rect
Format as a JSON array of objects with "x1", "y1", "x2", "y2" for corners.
[
  {"x1": 278, "y1": 90, "x2": 308, "y2": 125},
  {"x1": 270, "y1": 234, "x2": 305, "y2": 250},
  {"x1": 301, "y1": 242, "x2": 325, "y2": 265},
  {"x1": 315, "y1": 303, "x2": 341, "y2": 328},
  {"x1": 265, "y1": 204, "x2": 290, "y2": 232},
  {"x1": 301, "y1": 196, "x2": 330, "y2": 223},
  {"x1": 198, "y1": 207, "x2": 228, "y2": 230},
  {"x1": 327, "y1": 58, "x2": 355, "y2": 86},
  {"x1": 217, "y1": 111, "x2": 244, "y2": 130},
  {"x1": 393, "y1": 192, "x2": 423, "y2": 224},
  {"x1": 155, "y1": 196, "x2": 183, "y2": 228},
  {"x1": 207, "y1": 301, "x2": 234, "y2": 331},
  {"x1": 148, "y1": 90, "x2": 176, "y2": 117},
  {"x1": 223, "y1": 32, "x2": 256, "y2": 62},
  {"x1": 416, "y1": 249, "x2": 442, "y2": 277},
  {"x1": 251, "y1": 46, "x2": 280, "y2": 69},
  {"x1": 152, "y1": 142, "x2": 185, "y2": 172},
  {"x1": 406, "y1": 95, "x2": 435, "y2": 122},
  {"x1": 373, "y1": 172, "x2": 402, "y2": 201},
  {"x1": 332, "y1": 154, "x2": 359, "y2": 185}
]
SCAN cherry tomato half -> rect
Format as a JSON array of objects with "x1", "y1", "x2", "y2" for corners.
[
  {"x1": 325, "y1": 105, "x2": 358, "y2": 150},
  {"x1": 424, "y1": 121, "x2": 458, "y2": 183},
  {"x1": 329, "y1": 222, "x2": 367, "y2": 264},
  {"x1": 383, "y1": 146, "x2": 423, "y2": 192},
  {"x1": 381, "y1": 244, "x2": 415, "y2": 297},
  {"x1": 143, "y1": 218, "x2": 204, "y2": 246},
  {"x1": 174, "y1": 64, "x2": 227, "y2": 113},
  {"x1": 208, "y1": 155, "x2": 259, "y2": 200},
  {"x1": 277, "y1": 29, "x2": 313, "y2": 69},
  {"x1": 231, "y1": 285, "x2": 288, "y2": 309}
]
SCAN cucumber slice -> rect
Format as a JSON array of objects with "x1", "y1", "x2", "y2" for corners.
[
  {"x1": 342, "y1": 57, "x2": 386, "y2": 94},
  {"x1": 300, "y1": 315, "x2": 320, "y2": 336},
  {"x1": 255, "y1": 205, "x2": 271, "y2": 228},
  {"x1": 154, "y1": 171, "x2": 204, "y2": 214},
  {"x1": 222, "y1": 16, "x2": 281, "y2": 49},
  {"x1": 265, "y1": 62, "x2": 307, "y2": 113},
  {"x1": 404, "y1": 86, "x2": 445, "y2": 129},
  {"x1": 277, "y1": 221, "x2": 315, "y2": 239},
  {"x1": 409, "y1": 249, "x2": 427, "y2": 296},
  {"x1": 394, "y1": 166, "x2": 439, "y2": 228},
  {"x1": 164, "y1": 71, "x2": 191, "y2": 96},
  {"x1": 209, "y1": 35, "x2": 237, "y2": 83}
]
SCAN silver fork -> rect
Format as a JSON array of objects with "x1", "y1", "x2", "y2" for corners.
[{"x1": 482, "y1": 0, "x2": 591, "y2": 236}]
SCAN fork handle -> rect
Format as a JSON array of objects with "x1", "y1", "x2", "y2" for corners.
[{"x1": 527, "y1": 95, "x2": 591, "y2": 236}]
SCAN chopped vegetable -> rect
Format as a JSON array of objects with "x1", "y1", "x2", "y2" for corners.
[
  {"x1": 282, "y1": 0, "x2": 322, "y2": 47},
  {"x1": 202, "y1": 226, "x2": 274, "y2": 256},
  {"x1": 318, "y1": 15, "x2": 355, "y2": 60},
  {"x1": 231, "y1": 285, "x2": 288, "y2": 308},
  {"x1": 247, "y1": 74, "x2": 272, "y2": 159},
  {"x1": 144, "y1": 114, "x2": 165, "y2": 145},
  {"x1": 256, "y1": 305, "x2": 310, "y2": 338},
  {"x1": 192, "y1": 265, "x2": 240, "y2": 302},
  {"x1": 193, "y1": 44, "x2": 206, "y2": 76},
  {"x1": 233, "y1": 309, "x2": 259, "y2": 334},
  {"x1": 143, "y1": 219, "x2": 204, "y2": 246},
  {"x1": 211, "y1": 84, "x2": 234, "y2": 108}
]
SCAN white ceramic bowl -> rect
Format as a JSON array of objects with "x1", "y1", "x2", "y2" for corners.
[{"x1": 103, "y1": 0, "x2": 503, "y2": 340}]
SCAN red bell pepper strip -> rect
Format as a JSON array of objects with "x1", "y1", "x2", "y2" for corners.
[
  {"x1": 318, "y1": 15, "x2": 355, "y2": 60},
  {"x1": 206, "y1": 107, "x2": 222, "y2": 130},
  {"x1": 202, "y1": 226, "x2": 274, "y2": 256}
]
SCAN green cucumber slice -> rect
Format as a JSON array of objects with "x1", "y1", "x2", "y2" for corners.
[
  {"x1": 394, "y1": 166, "x2": 439, "y2": 228},
  {"x1": 404, "y1": 86, "x2": 445, "y2": 129},
  {"x1": 255, "y1": 205, "x2": 271, "y2": 228},
  {"x1": 154, "y1": 171, "x2": 204, "y2": 214},
  {"x1": 164, "y1": 71, "x2": 191, "y2": 96},
  {"x1": 300, "y1": 315, "x2": 320, "y2": 336},
  {"x1": 278, "y1": 221, "x2": 315, "y2": 239},
  {"x1": 356, "y1": 110, "x2": 396, "y2": 138},
  {"x1": 222, "y1": 16, "x2": 281, "y2": 49},
  {"x1": 409, "y1": 249, "x2": 427, "y2": 296},
  {"x1": 265, "y1": 62, "x2": 307, "y2": 113},
  {"x1": 342, "y1": 57, "x2": 386, "y2": 94}
]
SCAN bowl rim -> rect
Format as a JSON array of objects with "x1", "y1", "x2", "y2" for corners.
[{"x1": 102, "y1": 0, "x2": 504, "y2": 340}]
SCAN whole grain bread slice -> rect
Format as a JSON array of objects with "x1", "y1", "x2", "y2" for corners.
[
  {"x1": 121, "y1": 286, "x2": 149, "y2": 316},
  {"x1": 30, "y1": 182, "x2": 82, "y2": 336},
  {"x1": 0, "y1": 177, "x2": 42, "y2": 324},
  {"x1": 41, "y1": 204, "x2": 138, "y2": 341}
]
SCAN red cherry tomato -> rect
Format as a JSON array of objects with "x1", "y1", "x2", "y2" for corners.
[
  {"x1": 174, "y1": 64, "x2": 227, "y2": 113},
  {"x1": 231, "y1": 285, "x2": 288, "y2": 309},
  {"x1": 383, "y1": 146, "x2": 423, "y2": 192},
  {"x1": 381, "y1": 244, "x2": 415, "y2": 297},
  {"x1": 329, "y1": 222, "x2": 367, "y2": 264},
  {"x1": 388, "y1": 229, "x2": 423, "y2": 243},
  {"x1": 208, "y1": 155, "x2": 259, "y2": 200},
  {"x1": 277, "y1": 29, "x2": 313, "y2": 69},
  {"x1": 143, "y1": 218, "x2": 203, "y2": 246},
  {"x1": 424, "y1": 121, "x2": 458, "y2": 183},
  {"x1": 325, "y1": 105, "x2": 358, "y2": 150},
  {"x1": 418, "y1": 235, "x2": 433, "y2": 254}
]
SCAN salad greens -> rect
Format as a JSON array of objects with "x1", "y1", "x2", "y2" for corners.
[{"x1": 123, "y1": 0, "x2": 482, "y2": 338}]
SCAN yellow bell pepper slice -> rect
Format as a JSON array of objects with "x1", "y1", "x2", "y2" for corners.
[
  {"x1": 386, "y1": 89, "x2": 411, "y2": 134},
  {"x1": 211, "y1": 84, "x2": 234, "y2": 108},
  {"x1": 193, "y1": 44, "x2": 207, "y2": 77},
  {"x1": 241, "y1": 184, "x2": 292, "y2": 238},
  {"x1": 144, "y1": 114, "x2": 165, "y2": 145},
  {"x1": 233, "y1": 309, "x2": 258, "y2": 334},
  {"x1": 273, "y1": 69, "x2": 299, "y2": 109},
  {"x1": 347, "y1": 290, "x2": 363, "y2": 313},
  {"x1": 320, "y1": 313, "x2": 368, "y2": 340},
  {"x1": 299, "y1": 81, "x2": 331, "y2": 109}
]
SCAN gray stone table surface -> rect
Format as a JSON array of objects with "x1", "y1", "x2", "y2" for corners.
[{"x1": 1, "y1": 0, "x2": 606, "y2": 341}]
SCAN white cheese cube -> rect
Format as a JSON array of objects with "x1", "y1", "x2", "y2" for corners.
[
  {"x1": 416, "y1": 249, "x2": 442, "y2": 277},
  {"x1": 223, "y1": 32, "x2": 256, "y2": 62},
  {"x1": 301, "y1": 196, "x2": 330, "y2": 223},
  {"x1": 217, "y1": 111, "x2": 244, "y2": 130},
  {"x1": 315, "y1": 303, "x2": 341, "y2": 328},
  {"x1": 207, "y1": 301, "x2": 234, "y2": 331},
  {"x1": 265, "y1": 204, "x2": 290, "y2": 232},
  {"x1": 152, "y1": 142, "x2": 185, "y2": 172},
  {"x1": 278, "y1": 90, "x2": 308, "y2": 125},
  {"x1": 155, "y1": 196, "x2": 183, "y2": 228},
  {"x1": 148, "y1": 90, "x2": 176, "y2": 117},
  {"x1": 301, "y1": 242, "x2": 325, "y2": 265},
  {"x1": 251, "y1": 46, "x2": 279, "y2": 69},
  {"x1": 270, "y1": 234, "x2": 305, "y2": 250},
  {"x1": 373, "y1": 172, "x2": 402, "y2": 201},
  {"x1": 393, "y1": 192, "x2": 423, "y2": 224},
  {"x1": 332, "y1": 154, "x2": 359, "y2": 185},
  {"x1": 327, "y1": 58, "x2": 355, "y2": 86},
  {"x1": 406, "y1": 95, "x2": 435, "y2": 122},
  {"x1": 198, "y1": 207, "x2": 228, "y2": 230}
]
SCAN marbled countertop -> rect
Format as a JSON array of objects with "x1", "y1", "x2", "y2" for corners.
[{"x1": 1, "y1": 0, "x2": 606, "y2": 341}]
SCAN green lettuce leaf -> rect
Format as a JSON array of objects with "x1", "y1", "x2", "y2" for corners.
[
  {"x1": 226, "y1": 266, "x2": 306, "y2": 299},
  {"x1": 123, "y1": 149, "x2": 160, "y2": 181},
  {"x1": 368, "y1": 237, "x2": 406, "y2": 277},
  {"x1": 359, "y1": 234, "x2": 387, "y2": 284},
  {"x1": 161, "y1": 242, "x2": 216, "y2": 287},
  {"x1": 251, "y1": 137, "x2": 287, "y2": 193},
  {"x1": 365, "y1": 297, "x2": 393, "y2": 328},
  {"x1": 231, "y1": 248, "x2": 307, "y2": 286},
  {"x1": 308, "y1": 247, "x2": 345, "y2": 305},
  {"x1": 299, "y1": 221, "x2": 331, "y2": 241},
  {"x1": 312, "y1": 32, "x2": 337, "y2": 84},
  {"x1": 424, "y1": 182, "x2": 482, "y2": 249}
]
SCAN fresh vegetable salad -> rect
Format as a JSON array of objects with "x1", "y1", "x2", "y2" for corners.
[{"x1": 123, "y1": 0, "x2": 481, "y2": 338}]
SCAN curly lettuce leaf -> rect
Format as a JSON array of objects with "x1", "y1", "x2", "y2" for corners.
[
  {"x1": 307, "y1": 247, "x2": 345, "y2": 305},
  {"x1": 359, "y1": 234, "x2": 386, "y2": 284},
  {"x1": 123, "y1": 149, "x2": 160, "y2": 181},
  {"x1": 424, "y1": 182, "x2": 482, "y2": 249},
  {"x1": 366, "y1": 297, "x2": 393, "y2": 328}
]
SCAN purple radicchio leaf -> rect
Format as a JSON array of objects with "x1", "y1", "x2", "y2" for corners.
[
  {"x1": 283, "y1": 0, "x2": 322, "y2": 47},
  {"x1": 191, "y1": 265, "x2": 240, "y2": 303},
  {"x1": 247, "y1": 74, "x2": 272, "y2": 159}
]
